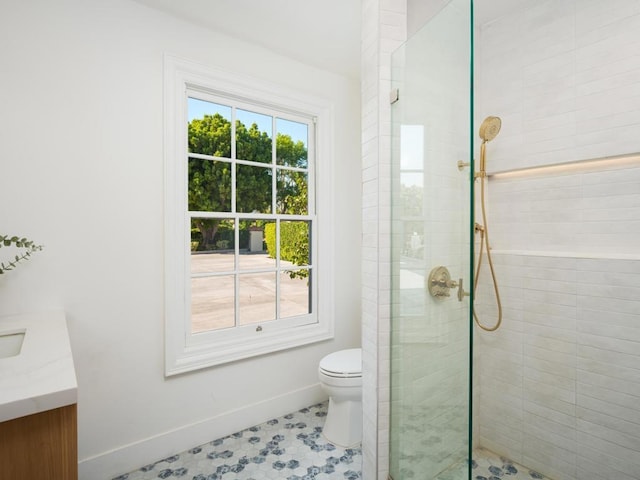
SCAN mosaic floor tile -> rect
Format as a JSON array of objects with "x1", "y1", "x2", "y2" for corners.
[
  {"x1": 113, "y1": 403, "x2": 549, "y2": 480},
  {"x1": 470, "y1": 448, "x2": 549, "y2": 480},
  {"x1": 432, "y1": 448, "x2": 551, "y2": 480},
  {"x1": 112, "y1": 402, "x2": 362, "y2": 480}
]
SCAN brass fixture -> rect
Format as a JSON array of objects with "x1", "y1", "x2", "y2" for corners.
[
  {"x1": 479, "y1": 115, "x2": 501, "y2": 142},
  {"x1": 476, "y1": 116, "x2": 501, "y2": 178},
  {"x1": 473, "y1": 116, "x2": 503, "y2": 331},
  {"x1": 427, "y1": 266, "x2": 468, "y2": 302}
]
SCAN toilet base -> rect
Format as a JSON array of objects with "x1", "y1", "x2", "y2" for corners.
[{"x1": 322, "y1": 396, "x2": 362, "y2": 447}]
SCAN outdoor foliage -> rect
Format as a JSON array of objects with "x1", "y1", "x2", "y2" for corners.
[
  {"x1": 188, "y1": 113, "x2": 309, "y2": 270},
  {"x1": 263, "y1": 222, "x2": 309, "y2": 279}
]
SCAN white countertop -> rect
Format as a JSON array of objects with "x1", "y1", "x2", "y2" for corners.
[{"x1": 0, "y1": 311, "x2": 77, "y2": 423}]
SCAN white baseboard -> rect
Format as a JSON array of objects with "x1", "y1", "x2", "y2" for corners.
[{"x1": 79, "y1": 383, "x2": 326, "y2": 480}]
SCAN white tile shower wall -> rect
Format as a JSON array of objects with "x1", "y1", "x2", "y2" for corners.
[
  {"x1": 476, "y1": 4, "x2": 640, "y2": 472},
  {"x1": 361, "y1": 1, "x2": 407, "y2": 479},
  {"x1": 487, "y1": 165, "x2": 640, "y2": 255},
  {"x1": 475, "y1": 252, "x2": 640, "y2": 480},
  {"x1": 477, "y1": 0, "x2": 640, "y2": 173}
]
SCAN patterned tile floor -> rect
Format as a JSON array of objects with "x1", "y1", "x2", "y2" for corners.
[
  {"x1": 113, "y1": 402, "x2": 362, "y2": 480},
  {"x1": 113, "y1": 402, "x2": 549, "y2": 480},
  {"x1": 435, "y1": 448, "x2": 550, "y2": 480}
]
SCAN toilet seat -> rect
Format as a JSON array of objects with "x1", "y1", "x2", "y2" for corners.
[{"x1": 319, "y1": 348, "x2": 362, "y2": 378}]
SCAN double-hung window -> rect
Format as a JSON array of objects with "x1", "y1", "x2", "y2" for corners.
[{"x1": 164, "y1": 56, "x2": 334, "y2": 375}]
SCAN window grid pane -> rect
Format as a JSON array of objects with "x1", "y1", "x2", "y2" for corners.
[
  {"x1": 191, "y1": 276, "x2": 235, "y2": 333},
  {"x1": 239, "y1": 273, "x2": 276, "y2": 325},
  {"x1": 187, "y1": 91, "x2": 314, "y2": 333}
]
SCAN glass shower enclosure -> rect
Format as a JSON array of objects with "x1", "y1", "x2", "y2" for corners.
[{"x1": 389, "y1": 0, "x2": 473, "y2": 478}]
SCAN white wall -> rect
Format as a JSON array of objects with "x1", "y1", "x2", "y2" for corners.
[
  {"x1": 0, "y1": 0, "x2": 361, "y2": 478},
  {"x1": 475, "y1": 1, "x2": 640, "y2": 479}
]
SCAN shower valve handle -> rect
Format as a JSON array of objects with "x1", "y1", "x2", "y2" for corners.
[
  {"x1": 445, "y1": 278, "x2": 469, "y2": 302},
  {"x1": 427, "y1": 266, "x2": 468, "y2": 302},
  {"x1": 455, "y1": 278, "x2": 470, "y2": 302}
]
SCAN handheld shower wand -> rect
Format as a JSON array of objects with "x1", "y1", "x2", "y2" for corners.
[
  {"x1": 477, "y1": 116, "x2": 501, "y2": 176},
  {"x1": 473, "y1": 116, "x2": 503, "y2": 332}
]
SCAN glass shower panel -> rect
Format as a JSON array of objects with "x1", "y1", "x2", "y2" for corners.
[{"x1": 389, "y1": 0, "x2": 472, "y2": 479}]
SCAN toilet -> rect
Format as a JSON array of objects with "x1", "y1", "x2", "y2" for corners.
[{"x1": 318, "y1": 348, "x2": 362, "y2": 447}]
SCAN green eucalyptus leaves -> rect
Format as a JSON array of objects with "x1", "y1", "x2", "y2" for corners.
[{"x1": 0, "y1": 235, "x2": 43, "y2": 274}]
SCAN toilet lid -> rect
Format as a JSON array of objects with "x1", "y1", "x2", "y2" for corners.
[{"x1": 319, "y1": 348, "x2": 362, "y2": 378}]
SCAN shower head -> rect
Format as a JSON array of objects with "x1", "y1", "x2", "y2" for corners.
[{"x1": 479, "y1": 116, "x2": 502, "y2": 142}]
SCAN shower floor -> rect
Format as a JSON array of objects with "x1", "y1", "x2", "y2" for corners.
[
  {"x1": 391, "y1": 403, "x2": 550, "y2": 480},
  {"x1": 434, "y1": 448, "x2": 549, "y2": 480}
]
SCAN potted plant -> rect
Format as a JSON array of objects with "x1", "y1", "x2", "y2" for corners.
[{"x1": 0, "y1": 235, "x2": 43, "y2": 274}]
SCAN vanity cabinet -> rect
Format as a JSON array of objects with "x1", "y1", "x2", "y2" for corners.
[
  {"x1": 0, "y1": 403, "x2": 77, "y2": 479},
  {"x1": 0, "y1": 311, "x2": 78, "y2": 480}
]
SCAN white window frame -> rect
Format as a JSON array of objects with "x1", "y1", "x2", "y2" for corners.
[{"x1": 164, "y1": 55, "x2": 335, "y2": 376}]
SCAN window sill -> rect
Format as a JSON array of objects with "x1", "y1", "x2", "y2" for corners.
[{"x1": 165, "y1": 320, "x2": 333, "y2": 376}]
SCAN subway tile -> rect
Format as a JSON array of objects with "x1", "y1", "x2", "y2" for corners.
[
  {"x1": 577, "y1": 344, "x2": 640, "y2": 371},
  {"x1": 477, "y1": 373, "x2": 523, "y2": 402},
  {"x1": 577, "y1": 432, "x2": 640, "y2": 476},
  {"x1": 577, "y1": 258, "x2": 640, "y2": 274},
  {"x1": 524, "y1": 323, "x2": 577, "y2": 350},
  {"x1": 577, "y1": 370, "x2": 640, "y2": 398},
  {"x1": 581, "y1": 166, "x2": 640, "y2": 185},
  {"x1": 523, "y1": 410, "x2": 577, "y2": 445},
  {"x1": 577, "y1": 357, "x2": 640, "y2": 386},
  {"x1": 522, "y1": 276, "x2": 577, "y2": 295},
  {"x1": 523, "y1": 53, "x2": 575, "y2": 91},
  {"x1": 577, "y1": 282, "x2": 640, "y2": 301},
  {"x1": 521, "y1": 255, "x2": 578, "y2": 270},
  {"x1": 523, "y1": 377, "x2": 576, "y2": 415},
  {"x1": 576, "y1": 455, "x2": 638, "y2": 480},
  {"x1": 575, "y1": 124, "x2": 640, "y2": 159},
  {"x1": 521, "y1": 433, "x2": 577, "y2": 476},
  {"x1": 520, "y1": 264, "x2": 578, "y2": 282},
  {"x1": 579, "y1": 206, "x2": 640, "y2": 223},
  {"x1": 578, "y1": 327, "x2": 640, "y2": 353},
  {"x1": 576, "y1": 411, "x2": 640, "y2": 450},
  {"x1": 523, "y1": 367, "x2": 576, "y2": 399},
  {"x1": 478, "y1": 418, "x2": 524, "y2": 449},
  {"x1": 578, "y1": 295, "x2": 640, "y2": 316},
  {"x1": 479, "y1": 398, "x2": 524, "y2": 433},
  {"x1": 575, "y1": 54, "x2": 640, "y2": 89},
  {"x1": 575, "y1": 89, "x2": 640, "y2": 125},
  {"x1": 528, "y1": 194, "x2": 582, "y2": 214},
  {"x1": 578, "y1": 375, "x2": 640, "y2": 415},
  {"x1": 521, "y1": 147, "x2": 578, "y2": 168},
  {"x1": 477, "y1": 437, "x2": 524, "y2": 468},
  {"x1": 531, "y1": 182, "x2": 582, "y2": 201},
  {"x1": 524, "y1": 344, "x2": 576, "y2": 379},
  {"x1": 577, "y1": 392, "x2": 640, "y2": 426},
  {"x1": 575, "y1": 0, "x2": 640, "y2": 34},
  {"x1": 578, "y1": 315, "x2": 640, "y2": 344},
  {"x1": 572, "y1": 140, "x2": 640, "y2": 163},
  {"x1": 575, "y1": 11, "x2": 640, "y2": 51},
  {"x1": 523, "y1": 283, "x2": 578, "y2": 307},
  {"x1": 580, "y1": 177, "x2": 640, "y2": 198},
  {"x1": 523, "y1": 310, "x2": 577, "y2": 331}
]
